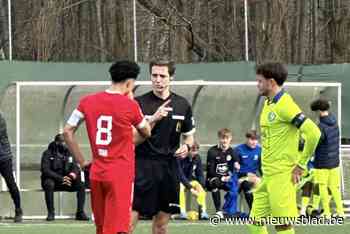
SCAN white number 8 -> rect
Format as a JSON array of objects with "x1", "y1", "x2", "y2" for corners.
[{"x1": 96, "y1": 115, "x2": 112, "y2": 145}]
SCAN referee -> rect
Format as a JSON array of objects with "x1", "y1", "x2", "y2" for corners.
[{"x1": 131, "y1": 60, "x2": 195, "y2": 234}]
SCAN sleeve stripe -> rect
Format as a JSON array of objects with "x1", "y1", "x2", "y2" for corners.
[
  {"x1": 291, "y1": 113, "x2": 307, "y2": 129},
  {"x1": 136, "y1": 118, "x2": 147, "y2": 129},
  {"x1": 67, "y1": 109, "x2": 84, "y2": 126},
  {"x1": 182, "y1": 128, "x2": 196, "y2": 136},
  {"x1": 74, "y1": 109, "x2": 84, "y2": 118}
]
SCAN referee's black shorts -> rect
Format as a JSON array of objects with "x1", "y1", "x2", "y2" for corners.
[{"x1": 133, "y1": 157, "x2": 180, "y2": 217}]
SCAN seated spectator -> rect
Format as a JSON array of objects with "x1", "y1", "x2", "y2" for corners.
[
  {"x1": 177, "y1": 141, "x2": 209, "y2": 220},
  {"x1": 40, "y1": 134, "x2": 89, "y2": 221},
  {"x1": 206, "y1": 128, "x2": 240, "y2": 217},
  {"x1": 235, "y1": 130, "x2": 261, "y2": 210}
]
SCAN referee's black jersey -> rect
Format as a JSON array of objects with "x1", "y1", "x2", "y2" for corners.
[
  {"x1": 135, "y1": 91, "x2": 195, "y2": 159},
  {"x1": 206, "y1": 145, "x2": 239, "y2": 179}
]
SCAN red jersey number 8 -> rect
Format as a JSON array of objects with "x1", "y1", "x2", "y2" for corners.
[{"x1": 96, "y1": 115, "x2": 112, "y2": 145}]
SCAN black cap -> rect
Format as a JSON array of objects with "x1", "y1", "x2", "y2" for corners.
[{"x1": 54, "y1": 133, "x2": 63, "y2": 142}]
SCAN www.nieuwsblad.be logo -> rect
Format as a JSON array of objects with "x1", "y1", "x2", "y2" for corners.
[{"x1": 209, "y1": 215, "x2": 344, "y2": 226}]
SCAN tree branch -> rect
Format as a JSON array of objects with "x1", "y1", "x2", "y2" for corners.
[{"x1": 137, "y1": 0, "x2": 223, "y2": 60}]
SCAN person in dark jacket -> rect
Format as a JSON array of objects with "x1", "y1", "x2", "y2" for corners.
[
  {"x1": 206, "y1": 128, "x2": 240, "y2": 216},
  {"x1": 0, "y1": 112, "x2": 23, "y2": 222},
  {"x1": 41, "y1": 134, "x2": 89, "y2": 221},
  {"x1": 310, "y1": 98, "x2": 344, "y2": 217},
  {"x1": 177, "y1": 141, "x2": 208, "y2": 220}
]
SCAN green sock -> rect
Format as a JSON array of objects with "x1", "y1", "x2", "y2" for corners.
[
  {"x1": 312, "y1": 194, "x2": 320, "y2": 211},
  {"x1": 277, "y1": 228, "x2": 295, "y2": 234},
  {"x1": 319, "y1": 184, "x2": 330, "y2": 216},
  {"x1": 247, "y1": 224, "x2": 268, "y2": 234},
  {"x1": 329, "y1": 186, "x2": 345, "y2": 215},
  {"x1": 300, "y1": 196, "x2": 310, "y2": 215}
]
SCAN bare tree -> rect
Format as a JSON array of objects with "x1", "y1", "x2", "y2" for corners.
[
  {"x1": 5, "y1": 0, "x2": 350, "y2": 63},
  {"x1": 0, "y1": 0, "x2": 8, "y2": 59},
  {"x1": 95, "y1": 0, "x2": 106, "y2": 62}
]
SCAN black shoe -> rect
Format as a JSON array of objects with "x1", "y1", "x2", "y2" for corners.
[
  {"x1": 310, "y1": 209, "x2": 323, "y2": 218},
  {"x1": 14, "y1": 208, "x2": 23, "y2": 223},
  {"x1": 46, "y1": 213, "x2": 55, "y2": 221},
  {"x1": 75, "y1": 211, "x2": 89, "y2": 221}
]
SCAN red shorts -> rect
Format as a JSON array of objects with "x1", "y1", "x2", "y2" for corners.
[{"x1": 90, "y1": 176, "x2": 133, "y2": 234}]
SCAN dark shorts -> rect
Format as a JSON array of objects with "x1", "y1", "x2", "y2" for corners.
[{"x1": 133, "y1": 157, "x2": 180, "y2": 217}]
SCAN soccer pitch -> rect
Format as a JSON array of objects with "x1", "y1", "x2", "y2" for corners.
[{"x1": 0, "y1": 220, "x2": 349, "y2": 234}]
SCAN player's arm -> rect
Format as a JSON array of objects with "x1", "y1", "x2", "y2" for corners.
[
  {"x1": 278, "y1": 98, "x2": 321, "y2": 183},
  {"x1": 63, "y1": 109, "x2": 88, "y2": 168},
  {"x1": 175, "y1": 133, "x2": 195, "y2": 157},
  {"x1": 295, "y1": 117, "x2": 321, "y2": 169},
  {"x1": 70, "y1": 153, "x2": 81, "y2": 177},
  {"x1": 278, "y1": 99, "x2": 321, "y2": 168},
  {"x1": 175, "y1": 105, "x2": 195, "y2": 158},
  {"x1": 133, "y1": 99, "x2": 171, "y2": 145},
  {"x1": 133, "y1": 121, "x2": 151, "y2": 146},
  {"x1": 291, "y1": 116, "x2": 320, "y2": 184}
]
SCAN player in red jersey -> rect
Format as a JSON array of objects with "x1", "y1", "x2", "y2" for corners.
[{"x1": 63, "y1": 61, "x2": 166, "y2": 234}]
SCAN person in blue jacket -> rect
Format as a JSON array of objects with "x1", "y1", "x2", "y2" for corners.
[{"x1": 234, "y1": 130, "x2": 261, "y2": 210}]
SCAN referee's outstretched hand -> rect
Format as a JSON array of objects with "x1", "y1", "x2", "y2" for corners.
[{"x1": 152, "y1": 99, "x2": 172, "y2": 122}]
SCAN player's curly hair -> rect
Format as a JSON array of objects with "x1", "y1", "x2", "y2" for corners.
[
  {"x1": 310, "y1": 98, "x2": 330, "y2": 111},
  {"x1": 109, "y1": 60, "x2": 140, "y2": 83},
  {"x1": 256, "y1": 62, "x2": 288, "y2": 86}
]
